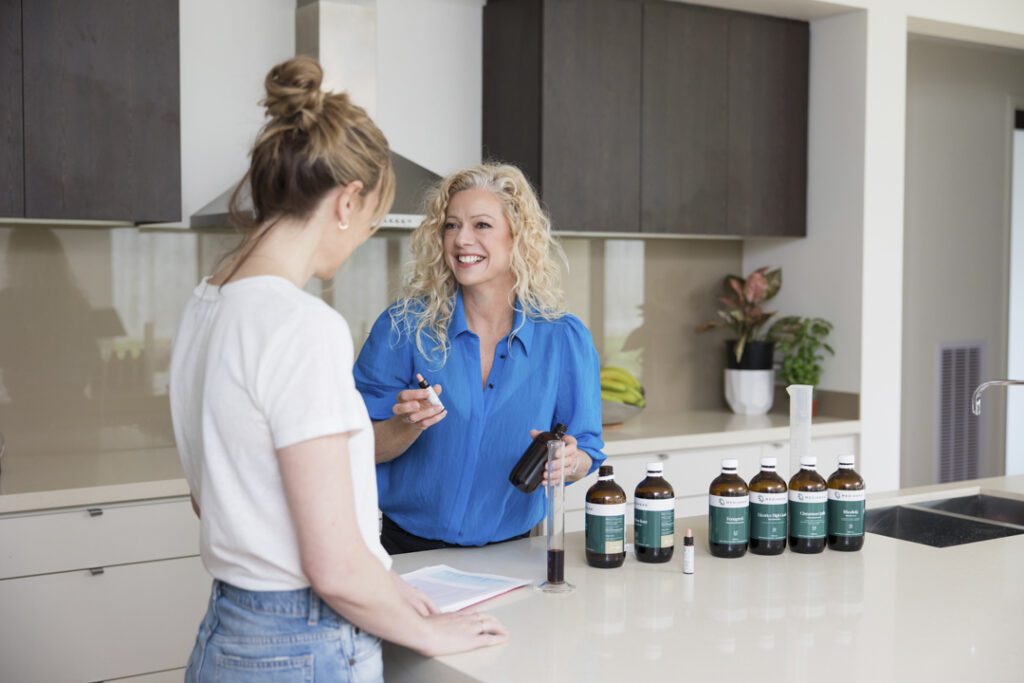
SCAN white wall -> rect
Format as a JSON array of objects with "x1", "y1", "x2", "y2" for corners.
[
  {"x1": 742, "y1": 11, "x2": 866, "y2": 396},
  {"x1": 1009, "y1": 130, "x2": 1024, "y2": 474},
  {"x1": 901, "y1": 38, "x2": 1024, "y2": 486}
]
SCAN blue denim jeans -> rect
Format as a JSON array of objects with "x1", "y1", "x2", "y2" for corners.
[{"x1": 185, "y1": 580, "x2": 384, "y2": 682}]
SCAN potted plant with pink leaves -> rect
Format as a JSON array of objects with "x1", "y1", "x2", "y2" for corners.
[{"x1": 696, "y1": 267, "x2": 782, "y2": 415}]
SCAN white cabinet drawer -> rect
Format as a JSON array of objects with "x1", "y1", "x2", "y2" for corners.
[
  {"x1": 567, "y1": 444, "x2": 762, "y2": 511},
  {"x1": 0, "y1": 555, "x2": 210, "y2": 683},
  {"x1": 0, "y1": 497, "x2": 199, "y2": 579}
]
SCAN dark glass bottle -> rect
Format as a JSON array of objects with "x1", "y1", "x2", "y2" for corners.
[
  {"x1": 788, "y1": 456, "x2": 828, "y2": 554},
  {"x1": 748, "y1": 457, "x2": 788, "y2": 556},
  {"x1": 508, "y1": 423, "x2": 568, "y2": 493},
  {"x1": 585, "y1": 465, "x2": 627, "y2": 568},
  {"x1": 708, "y1": 459, "x2": 749, "y2": 558},
  {"x1": 827, "y1": 455, "x2": 866, "y2": 551},
  {"x1": 634, "y1": 462, "x2": 675, "y2": 563}
]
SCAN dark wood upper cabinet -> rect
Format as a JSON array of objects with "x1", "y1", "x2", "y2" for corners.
[
  {"x1": 20, "y1": 0, "x2": 181, "y2": 223},
  {"x1": 482, "y1": 0, "x2": 809, "y2": 237},
  {"x1": 0, "y1": 0, "x2": 24, "y2": 217},
  {"x1": 484, "y1": 0, "x2": 642, "y2": 232},
  {"x1": 642, "y1": 2, "x2": 729, "y2": 235},
  {"x1": 727, "y1": 12, "x2": 808, "y2": 237}
]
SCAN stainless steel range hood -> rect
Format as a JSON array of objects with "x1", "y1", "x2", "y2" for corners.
[{"x1": 190, "y1": 0, "x2": 439, "y2": 230}]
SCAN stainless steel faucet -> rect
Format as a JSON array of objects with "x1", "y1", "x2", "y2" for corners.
[{"x1": 972, "y1": 380, "x2": 1024, "y2": 416}]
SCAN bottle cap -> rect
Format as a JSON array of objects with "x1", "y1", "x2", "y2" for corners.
[
  {"x1": 552, "y1": 423, "x2": 568, "y2": 437},
  {"x1": 647, "y1": 462, "x2": 664, "y2": 474},
  {"x1": 721, "y1": 458, "x2": 739, "y2": 471},
  {"x1": 800, "y1": 456, "x2": 817, "y2": 468},
  {"x1": 760, "y1": 457, "x2": 777, "y2": 468},
  {"x1": 598, "y1": 465, "x2": 614, "y2": 477},
  {"x1": 684, "y1": 528, "x2": 694, "y2": 546},
  {"x1": 838, "y1": 454, "x2": 856, "y2": 467}
]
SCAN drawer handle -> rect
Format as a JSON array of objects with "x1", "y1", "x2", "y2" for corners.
[
  {"x1": 657, "y1": 453, "x2": 669, "y2": 460},
  {"x1": 87, "y1": 508, "x2": 103, "y2": 517},
  {"x1": 88, "y1": 567, "x2": 105, "y2": 576}
]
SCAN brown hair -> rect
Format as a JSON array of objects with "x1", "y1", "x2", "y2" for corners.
[{"x1": 222, "y1": 56, "x2": 395, "y2": 281}]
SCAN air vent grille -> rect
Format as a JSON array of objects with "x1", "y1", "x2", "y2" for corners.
[{"x1": 938, "y1": 345, "x2": 981, "y2": 483}]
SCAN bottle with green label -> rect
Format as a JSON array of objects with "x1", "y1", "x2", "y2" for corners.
[
  {"x1": 748, "y1": 457, "x2": 787, "y2": 556},
  {"x1": 708, "y1": 459, "x2": 749, "y2": 558},
  {"x1": 585, "y1": 465, "x2": 627, "y2": 568},
  {"x1": 634, "y1": 462, "x2": 674, "y2": 563},
  {"x1": 827, "y1": 454, "x2": 866, "y2": 551},
  {"x1": 788, "y1": 456, "x2": 827, "y2": 554}
]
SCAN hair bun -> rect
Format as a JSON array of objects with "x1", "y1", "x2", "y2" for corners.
[{"x1": 262, "y1": 56, "x2": 327, "y2": 129}]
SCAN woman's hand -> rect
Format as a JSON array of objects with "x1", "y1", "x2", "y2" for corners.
[
  {"x1": 532, "y1": 431, "x2": 592, "y2": 485},
  {"x1": 417, "y1": 611, "x2": 508, "y2": 657},
  {"x1": 391, "y1": 385, "x2": 447, "y2": 431},
  {"x1": 391, "y1": 572, "x2": 439, "y2": 617}
]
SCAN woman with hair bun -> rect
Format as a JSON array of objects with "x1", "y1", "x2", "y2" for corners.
[
  {"x1": 354, "y1": 162, "x2": 606, "y2": 553},
  {"x1": 170, "y1": 58, "x2": 506, "y2": 682}
]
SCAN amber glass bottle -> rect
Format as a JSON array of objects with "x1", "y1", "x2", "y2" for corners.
[
  {"x1": 788, "y1": 456, "x2": 827, "y2": 554},
  {"x1": 708, "y1": 459, "x2": 749, "y2": 558},
  {"x1": 748, "y1": 457, "x2": 788, "y2": 556},
  {"x1": 634, "y1": 462, "x2": 675, "y2": 563},
  {"x1": 585, "y1": 465, "x2": 627, "y2": 568},
  {"x1": 827, "y1": 455, "x2": 866, "y2": 551}
]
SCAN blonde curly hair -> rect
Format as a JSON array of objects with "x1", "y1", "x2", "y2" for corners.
[{"x1": 391, "y1": 162, "x2": 567, "y2": 364}]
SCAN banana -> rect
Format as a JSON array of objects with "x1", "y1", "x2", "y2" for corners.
[
  {"x1": 600, "y1": 366, "x2": 640, "y2": 387},
  {"x1": 600, "y1": 379, "x2": 630, "y2": 393}
]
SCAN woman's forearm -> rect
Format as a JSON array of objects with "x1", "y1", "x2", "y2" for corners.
[
  {"x1": 311, "y1": 546, "x2": 437, "y2": 654},
  {"x1": 372, "y1": 417, "x2": 422, "y2": 464}
]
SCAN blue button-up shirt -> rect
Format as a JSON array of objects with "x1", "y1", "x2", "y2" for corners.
[{"x1": 354, "y1": 291, "x2": 606, "y2": 546}]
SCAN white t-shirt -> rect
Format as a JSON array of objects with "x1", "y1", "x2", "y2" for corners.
[{"x1": 170, "y1": 275, "x2": 391, "y2": 591}]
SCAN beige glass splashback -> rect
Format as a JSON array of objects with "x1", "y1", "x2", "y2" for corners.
[{"x1": 0, "y1": 225, "x2": 739, "y2": 477}]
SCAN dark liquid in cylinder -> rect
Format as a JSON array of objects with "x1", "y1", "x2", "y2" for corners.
[{"x1": 547, "y1": 549, "x2": 565, "y2": 583}]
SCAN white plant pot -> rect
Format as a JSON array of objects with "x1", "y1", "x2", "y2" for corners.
[{"x1": 724, "y1": 368, "x2": 775, "y2": 416}]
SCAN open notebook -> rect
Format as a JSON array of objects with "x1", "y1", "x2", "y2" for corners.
[{"x1": 400, "y1": 565, "x2": 531, "y2": 613}]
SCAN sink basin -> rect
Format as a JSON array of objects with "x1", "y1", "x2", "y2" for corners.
[
  {"x1": 865, "y1": 505, "x2": 1024, "y2": 548},
  {"x1": 915, "y1": 494, "x2": 1024, "y2": 527}
]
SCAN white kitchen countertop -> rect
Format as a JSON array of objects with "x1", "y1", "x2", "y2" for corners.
[
  {"x1": 384, "y1": 474, "x2": 1024, "y2": 682},
  {"x1": 602, "y1": 409, "x2": 859, "y2": 455},
  {"x1": 0, "y1": 410, "x2": 858, "y2": 515}
]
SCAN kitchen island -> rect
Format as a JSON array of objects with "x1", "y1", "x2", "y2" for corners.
[{"x1": 384, "y1": 474, "x2": 1024, "y2": 683}]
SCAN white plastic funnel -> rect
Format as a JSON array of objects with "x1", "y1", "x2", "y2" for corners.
[{"x1": 787, "y1": 384, "x2": 814, "y2": 477}]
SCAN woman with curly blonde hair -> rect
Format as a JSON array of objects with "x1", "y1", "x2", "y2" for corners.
[{"x1": 354, "y1": 162, "x2": 605, "y2": 553}]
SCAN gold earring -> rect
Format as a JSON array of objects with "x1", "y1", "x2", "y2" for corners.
[{"x1": 338, "y1": 221, "x2": 349, "y2": 231}]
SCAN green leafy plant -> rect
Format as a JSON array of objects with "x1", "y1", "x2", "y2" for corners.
[
  {"x1": 696, "y1": 267, "x2": 782, "y2": 364},
  {"x1": 767, "y1": 316, "x2": 835, "y2": 386}
]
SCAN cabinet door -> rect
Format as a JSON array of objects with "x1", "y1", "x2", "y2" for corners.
[
  {"x1": 0, "y1": 556, "x2": 210, "y2": 683},
  {"x1": 727, "y1": 12, "x2": 808, "y2": 237},
  {"x1": 542, "y1": 0, "x2": 641, "y2": 232},
  {"x1": 641, "y1": 3, "x2": 729, "y2": 235},
  {"x1": 22, "y1": 0, "x2": 180, "y2": 222},
  {"x1": 0, "y1": 0, "x2": 22, "y2": 216}
]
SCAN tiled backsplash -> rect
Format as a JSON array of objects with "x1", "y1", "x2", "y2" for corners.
[{"x1": 0, "y1": 225, "x2": 740, "y2": 458}]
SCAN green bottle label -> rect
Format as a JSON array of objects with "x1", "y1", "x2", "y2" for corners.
[
  {"x1": 634, "y1": 497, "x2": 674, "y2": 549},
  {"x1": 585, "y1": 502, "x2": 626, "y2": 554},
  {"x1": 828, "y1": 489, "x2": 866, "y2": 536},
  {"x1": 789, "y1": 490, "x2": 828, "y2": 538},
  {"x1": 749, "y1": 491, "x2": 788, "y2": 541},
  {"x1": 708, "y1": 494, "x2": 749, "y2": 544}
]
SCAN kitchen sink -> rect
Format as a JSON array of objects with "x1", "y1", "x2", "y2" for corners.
[
  {"x1": 865, "y1": 505, "x2": 1024, "y2": 548},
  {"x1": 915, "y1": 493, "x2": 1024, "y2": 526}
]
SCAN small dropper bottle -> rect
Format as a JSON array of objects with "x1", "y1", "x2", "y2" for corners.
[
  {"x1": 416, "y1": 372, "x2": 444, "y2": 409},
  {"x1": 682, "y1": 529, "x2": 695, "y2": 574}
]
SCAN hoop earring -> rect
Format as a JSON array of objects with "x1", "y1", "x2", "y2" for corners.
[{"x1": 338, "y1": 221, "x2": 349, "y2": 231}]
